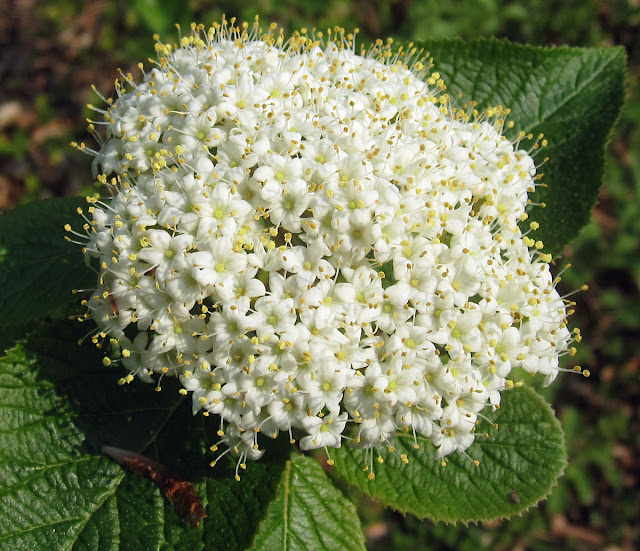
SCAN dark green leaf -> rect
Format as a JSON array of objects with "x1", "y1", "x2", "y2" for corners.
[
  {"x1": 250, "y1": 453, "x2": 366, "y2": 551},
  {"x1": 0, "y1": 322, "x2": 288, "y2": 550},
  {"x1": 332, "y1": 386, "x2": 566, "y2": 523},
  {"x1": 0, "y1": 197, "x2": 94, "y2": 334},
  {"x1": 420, "y1": 39, "x2": 626, "y2": 254}
]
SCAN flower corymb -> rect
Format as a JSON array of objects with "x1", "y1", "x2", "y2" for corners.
[{"x1": 70, "y1": 17, "x2": 580, "y2": 473}]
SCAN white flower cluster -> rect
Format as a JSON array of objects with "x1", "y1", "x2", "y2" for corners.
[{"x1": 73, "y1": 19, "x2": 578, "y2": 468}]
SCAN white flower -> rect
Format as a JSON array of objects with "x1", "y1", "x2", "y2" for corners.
[
  {"x1": 190, "y1": 237, "x2": 248, "y2": 298},
  {"x1": 376, "y1": 283, "x2": 414, "y2": 334},
  {"x1": 298, "y1": 363, "x2": 348, "y2": 415},
  {"x1": 136, "y1": 230, "x2": 194, "y2": 282},
  {"x1": 76, "y1": 17, "x2": 577, "y2": 471},
  {"x1": 253, "y1": 297, "x2": 296, "y2": 340},
  {"x1": 299, "y1": 412, "x2": 349, "y2": 450}
]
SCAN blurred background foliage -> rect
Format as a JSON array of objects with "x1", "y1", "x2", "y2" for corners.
[{"x1": 0, "y1": 0, "x2": 638, "y2": 549}]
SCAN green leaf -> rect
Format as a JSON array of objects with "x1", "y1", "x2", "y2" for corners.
[
  {"x1": 0, "y1": 197, "x2": 94, "y2": 334},
  {"x1": 420, "y1": 39, "x2": 626, "y2": 254},
  {"x1": 0, "y1": 322, "x2": 288, "y2": 550},
  {"x1": 130, "y1": 0, "x2": 186, "y2": 36},
  {"x1": 250, "y1": 454, "x2": 366, "y2": 551},
  {"x1": 331, "y1": 386, "x2": 566, "y2": 523}
]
